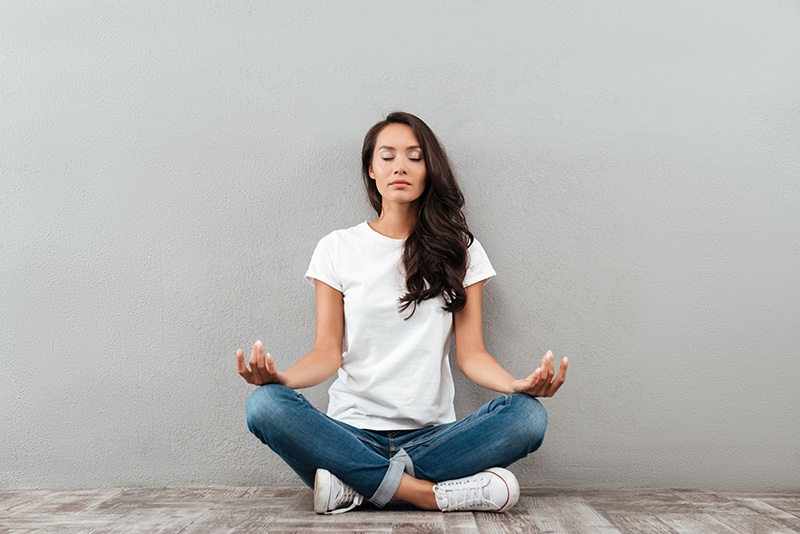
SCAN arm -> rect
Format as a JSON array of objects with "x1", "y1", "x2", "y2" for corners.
[
  {"x1": 236, "y1": 279, "x2": 344, "y2": 390},
  {"x1": 454, "y1": 280, "x2": 517, "y2": 394},
  {"x1": 453, "y1": 280, "x2": 568, "y2": 397},
  {"x1": 282, "y1": 279, "x2": 344, "y2": 389}
]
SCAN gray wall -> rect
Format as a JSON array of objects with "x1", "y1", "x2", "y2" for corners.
[{"x1": 2, "y1": 1, "x2": 798, "y2": 490}]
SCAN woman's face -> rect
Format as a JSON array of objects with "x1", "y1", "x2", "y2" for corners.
[{"x1": 369, "y1": 123, "x2": 427, "y2": 206}]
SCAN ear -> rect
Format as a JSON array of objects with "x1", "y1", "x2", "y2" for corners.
[{"x1": 368, "y1": 164, "x2": 374, "y2": 179}]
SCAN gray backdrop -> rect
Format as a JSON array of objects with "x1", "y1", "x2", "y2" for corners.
[{"x1": 2, "y1": 1, "x2": 798, "y2": 490}]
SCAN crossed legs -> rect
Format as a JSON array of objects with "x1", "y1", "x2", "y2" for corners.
[{"x1": 245, "y1": 384, "x2": 547, "y2": 509}]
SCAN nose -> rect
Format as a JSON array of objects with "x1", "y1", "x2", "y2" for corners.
[{"x1": 393, "y1": 159, "x2": 407, "y2": 174}]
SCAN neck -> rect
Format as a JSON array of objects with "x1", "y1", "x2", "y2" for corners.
[{"x1": 369, "y1": 202, "x2": 418, "y2": 239}]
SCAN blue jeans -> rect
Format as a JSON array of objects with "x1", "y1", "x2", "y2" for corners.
[{"x1": 245, "y1": 384, "x2": 547, "y2": 507}]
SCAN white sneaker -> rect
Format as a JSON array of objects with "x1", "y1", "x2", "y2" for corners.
[
  {"x1": 433, "y1": 467, "x2": 520, "y2": 512},
  {"x1": 314, "y1": 468, "x2": 364, "y2": 514}
]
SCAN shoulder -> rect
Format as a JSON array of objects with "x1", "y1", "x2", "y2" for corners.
[
  {"x1": 313, "y1": 221, "x2": 367, "y2": 248},
  {"x1": 463, "y1": 234, "x2": 497, "y2": 287},
  {"x1": 468, "y1": 236, "x2": 487, "y2": 251},
  {"x1": 466, "y1": 235, "x2": 492, "y2": 260}
]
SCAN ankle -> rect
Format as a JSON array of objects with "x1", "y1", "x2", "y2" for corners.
[
  {"x1": 393, "y1": 474, "x2": 438, "y2": 510},
  {"x1": 418, "y1": 487, "x2": 440, "y2": 510}
]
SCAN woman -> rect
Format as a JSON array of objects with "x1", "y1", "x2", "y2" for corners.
[{"x1": 236, "y1": 111, "x2": 568, "y2": 514}]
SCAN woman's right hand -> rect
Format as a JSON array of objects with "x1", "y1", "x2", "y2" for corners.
[{"x1": 236, "y1": 340, "x2": 288, "y2": 386}]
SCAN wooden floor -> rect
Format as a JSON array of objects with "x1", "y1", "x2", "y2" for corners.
[{"x1": 1, "y1": 486, "x2": 799, "y2": 533}]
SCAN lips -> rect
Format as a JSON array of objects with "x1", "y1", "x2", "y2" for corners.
[{"x1": 390, "y1": 180, "x2": 411, "y2": 186}]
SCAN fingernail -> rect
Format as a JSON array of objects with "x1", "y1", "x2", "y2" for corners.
[{"x1": 256, "y1": 340, "x2": 262, "y2": 348}]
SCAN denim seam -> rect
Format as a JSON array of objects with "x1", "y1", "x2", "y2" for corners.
[{"x1": 398, "y1": 425, "x2": 452, "y2": 449}]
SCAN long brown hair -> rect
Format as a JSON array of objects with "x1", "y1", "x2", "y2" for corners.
[{"x1": 361, "y1": 111, "x2": 474, "y2": 320}]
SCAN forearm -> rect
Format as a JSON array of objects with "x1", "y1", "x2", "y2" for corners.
[
  {"x1": 457, "y1": 350, "x2": 517, "y2": 395},
  {"x1": 282, "y1": 349, "x2": 342, "y2": 390}
]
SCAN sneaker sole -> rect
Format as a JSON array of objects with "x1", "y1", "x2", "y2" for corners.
[
  {"x1": 485, "y1": 468, "x2": 520, "y2": 512},
  {"x1": 313, "y1": 468, "x2": 332, "y2": 514}
]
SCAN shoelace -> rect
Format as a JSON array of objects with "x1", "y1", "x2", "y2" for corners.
[
  {"x1": 433, "y1": 476, "x2": 495, "y2": 512},
  {"x1": 327, "y1": 483, "x2": 364, "y2": 515}
]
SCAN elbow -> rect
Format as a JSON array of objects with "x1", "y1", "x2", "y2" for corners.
[
  {"x1": 320, "y1": 347, "x2": 343, "y2": 366},
  {"x1": 455, "y1": 349, "x2": 481, "y2": 375}
]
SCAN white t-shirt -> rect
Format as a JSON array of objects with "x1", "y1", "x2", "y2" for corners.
[{"x1": 304, "y1": 220, "x2": 497, "y2": 430}]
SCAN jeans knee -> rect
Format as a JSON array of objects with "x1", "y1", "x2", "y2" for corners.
[
  {"x1": 245, "y1": 384, "x2": 294, "y2": 436},
  {"x1": 510, "y1": 394, "x2": 548, "y2": 453}
]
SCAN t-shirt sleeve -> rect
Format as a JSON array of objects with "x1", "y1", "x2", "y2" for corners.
[
  {"x1": 463, "y1": 237, "x2": 497, "y2": 287},
  {"x1": 304, "y1": 235, "x2": 343, "y2": 292}
]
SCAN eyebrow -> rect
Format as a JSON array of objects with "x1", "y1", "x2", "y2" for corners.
[{"x1": 377, "y1": 145, "x2": 422, "y2": 150}]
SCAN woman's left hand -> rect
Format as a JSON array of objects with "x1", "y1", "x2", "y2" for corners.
[{"x1": 511, "y1": 350, "x2": 568, "y2": 398}]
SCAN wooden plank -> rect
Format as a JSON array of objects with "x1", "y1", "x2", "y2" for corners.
[
  {"x1": 86, "y1": 509, "x2": 208, "y2": 534},
  {"x1": 719, "y1": 491, "x2": 800, "y2": 499},
  {"x1": 600, "y1": 512, "x2": 677, "y2": 533},
  {"x1": 267, "y1": 531, "x2": 390, "y2": 534},
  {"x1": 0, "y1": 489, "x2": 53, "y2": 515},
  {"x1": 92, "y1": 487, "x2": 292, "y2": 515},
  {"x1": 657, "y1": 513, "x2": 741, "y2": 533},
  {"x1": 583, "y1": 488, "x2": 699, "y2": 515},
  {"x1": 732, "y1": 498, "x2": 800, "y2": 532},
  {"x1": 732, "y1": 498, "x2": 798, "y2": 520},
  {"x1": 391, "y1": 520, "x2": 448, "y2": 533},
  {"x1": 283, "y1": 487, "x2": 315, "y2": 513},
  {"x1": 267, "y1": 521, "x2": 392, "y2": 533},
  {"x1": 199, "y1": 485, "x2": 303, "y2": 501},
  {"x1": 91, "y1": 488, "x2": 208, "y2": 513},
  {"x1": 0, "y1": 488, "x2": 124, "y2": 516},
  {"x1": 1, "y1": 528, "x2": 101, "y2": 534},
  {"x1": 713, "y1": 512, "x2": 799, "y2": 534},
  {"x1": 442, "y1": 512, "x2": 479, "y2": 534},
  {"x1": 176, "y1": 509, "x2": 276, "y2": 534},
  {"x1": 474, "y1": 510, "x2": 541, "y2": 534},
  {"x1": 675, "y1": 489, "x2": 762, "y2": 515},
  {"x1": 0, "y1": 512, "x2": 115, "y2": 530},
  {"x1": 523, "y1": 495, "x2": 622, "y2": 533},
  {"x1": 759, "y1": 497, "x2": 800, "y2": 517}
]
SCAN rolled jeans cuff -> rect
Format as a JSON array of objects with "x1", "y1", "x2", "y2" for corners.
[{"x1": 369, "y1": 457, "x2": 406, "y2": 507}]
